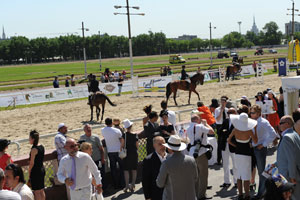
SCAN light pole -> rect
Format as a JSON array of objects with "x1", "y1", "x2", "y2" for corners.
[
  {"x1": 80, "y1": 22, "x2": 89, "y2": 79},
  {"x1": 98, "y1": 31, "x2": 102, "y2": 71},
  {"x1": 237, "y1": 21, "x2": 242, "y2": 34},
  {"x1": 209, "y1": 22, "x2": 216, "y2": 69},
  {"x1": 114, "y1": 1, "x2": 145, "y2": 79}
]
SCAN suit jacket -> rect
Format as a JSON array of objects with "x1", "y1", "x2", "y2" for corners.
[
  {"x1": 142, "y1": 152, "x2": 164, "y2": 200},
  {"x1": 144, "y1": 121, "x2": 159, "y2": 155},
  {"x1": 219, "y1": 118, "x2": 235, "y2": 153},
  {"x1": 156, "y1": 152, "x2": 198, "y2": 200}
]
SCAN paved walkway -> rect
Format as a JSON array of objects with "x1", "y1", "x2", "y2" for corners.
[{"x1": 104, "y1": 147, "x2": 277, "y2": 200}]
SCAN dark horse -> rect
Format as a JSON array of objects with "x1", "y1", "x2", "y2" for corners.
[
  {"x1": 89, "y1": 92, "x2": 116, "y2": 122},
  {"x1": 166, "y1": 73, "x2": 205, "y2": 106},
  {"x1": 226, "y1": 57, "x2": 243, "y2": 81}
]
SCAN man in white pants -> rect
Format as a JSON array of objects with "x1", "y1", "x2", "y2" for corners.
[
  {"x1": 57, "y1": 138, "x2": 102, "y2": 200},
  {"x1": 219, "y1": 108, "x2": 237, "y2": 188}
]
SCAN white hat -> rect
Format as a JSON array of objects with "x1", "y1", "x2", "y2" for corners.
[
  {"x1": 163, "y1": 135, "x2": 187, "y2": 151},
  {"x1": 268, "y1": 90, "x2": 276, "y2": 98},
  {"x1": 241, "y1": 95, "x2": 248, "y2": 100},
  {"x1": 191, "y1": 110, "x2": 204, "y2": 115},
  {"x1": 230, "y1": 113, "x2": 257, "y2": 131},
  {"x1": 58, "y1": 123, "x2": 66, "y2": 130},
  {"x1": 123, "y1": 119, "x2": 133, "y2": 129}
]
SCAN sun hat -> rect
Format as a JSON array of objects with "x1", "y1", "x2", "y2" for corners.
[
  {"x1": 271, "y1": 174, "x2": 295, "y2": 193},
  {"x1": 267, "y1": 90, "x2": 276, "y2": 98},
  {"x1": 58, "y1": 123, "x2": 66, "y2": 130},
  {"x1": 123, "y1": 119, "x2": 133, "y2": 129},
  {"x1": 209, "y1": 99, "x2": 219, "y2": 108},
  {"x1": 241, "y1": 95, "x2": 248, "y2": 100},
  {"x1": 163, "y1": 135, "x2": 187, "y2": 151},
  {"x1": 230, "y1": 113, "x2": 257, "y2": 131}
]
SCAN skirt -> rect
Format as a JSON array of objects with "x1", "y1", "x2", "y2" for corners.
[{"x1": 235, "y1": 154, "x2": 251, "y2": 181}]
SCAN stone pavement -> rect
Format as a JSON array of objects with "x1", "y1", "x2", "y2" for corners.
[{"x1": 105, "y1": 147, "x2": 277, "y2": 200}]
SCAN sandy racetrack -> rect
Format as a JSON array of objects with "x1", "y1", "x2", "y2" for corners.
[{"x1": 1, "y1": 74, "x2": 284, "y2": 157}]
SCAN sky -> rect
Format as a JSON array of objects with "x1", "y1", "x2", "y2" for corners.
[{"x1": 0, "y1": 0, "x2": 295, "y2": 39}]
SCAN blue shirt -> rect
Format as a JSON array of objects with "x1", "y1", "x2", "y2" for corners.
[
  {"x1": 55, "y1": 132, "x2": 68, "y2": 161},
  {"x1": 252, "y1": 117, "x2": 277, "y2": 147}
]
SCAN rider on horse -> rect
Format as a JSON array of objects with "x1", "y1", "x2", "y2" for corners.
[
  {"x1": 180, "y1": 65, "x2": 189, "y2": 81},
  {"x1": 87, "y1": 74, "x2": 100, "y2": 105}
]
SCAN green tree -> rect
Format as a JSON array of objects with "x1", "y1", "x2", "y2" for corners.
[
  {"x1": 222, "y1": 32, "x2": 245, "y2": 48},
  {"x1": 261, "y1": 21, "x2": 282, "y2": 45}
]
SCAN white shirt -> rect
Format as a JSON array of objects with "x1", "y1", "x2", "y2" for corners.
[
  {"x1": 0, "y1": 190, "x2": 21, "y2": 200},
  {"x1": 156, "y1": 151, "x2": 168, "y2": 162},
  {"x1": 214, "y1": 107, "x2": 228, "y2": 125},
  {"x1": 12, "y1": 183, "x2": 34, "y2": 200},
  {"x1": 187, "y1": 122, "x2": 210, "y2": 157},
  {"x1": 57, "y1": 151, "x2": 102, "y2": 190},
  {"x1": 160, "y1": 110, "x2": 177, "y2": 127},
  {"x1": 252, "y1": 116, "x2": 278, "y2": 147},
  {"x1": 101, "y1": 126, "x2": 122, "y2": 153}
]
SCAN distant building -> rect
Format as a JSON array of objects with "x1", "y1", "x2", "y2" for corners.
[
  {"x1": 285, "y1": 21, "x2": 300, "y2": 36},
  {"x1": 177, "y1": 34, "x2": 197, "y2": 40},
  {"x1": 1, "y1": 26, "x2": 7, "y2": 40},
  {"x1": 250, "y1": 16, "x2": 259, "y2": 35}
]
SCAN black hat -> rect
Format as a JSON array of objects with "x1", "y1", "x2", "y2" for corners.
[
  {"x1": 0, "y1": 139, "x2": 11, "y2": 151},
  {"x1": 210, "y1": 99, "x2": 219, "y2": 108},
  {"x1": 257, "y1": 92, "x2": 263, "y2": 96}
]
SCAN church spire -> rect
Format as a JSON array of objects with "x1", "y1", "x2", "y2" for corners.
[{"x1": 2, "y1": 26, "x2": 6, "y2": 40}]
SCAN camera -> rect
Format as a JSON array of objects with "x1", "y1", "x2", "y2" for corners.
[{"x1": 193, "y1": 140, "x2": 201, "y2": 158}]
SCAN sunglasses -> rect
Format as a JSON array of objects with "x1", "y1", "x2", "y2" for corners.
[
  {"x1": 250, "y1": 112, "x2": 257, "y2": 115},
  {"x1": 279, "y1": 121, "x2": 287, "y2": 125},
  {"x1": 69, "y1": 144, "x2": 78, "y2": 149}
]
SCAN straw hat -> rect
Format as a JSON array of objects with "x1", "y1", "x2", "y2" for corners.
[
  {"x1": 230, "y1": 113, "x2": 257, "y2": 131},
  {"x1": 123, "y1": 119, "x2": 133, "y2": 129},
  {"x1": 163, "y1": 135, "x2": 187, "y2": 151}
]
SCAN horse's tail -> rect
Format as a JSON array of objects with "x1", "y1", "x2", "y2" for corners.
[
  {"x1": 104, "y1": 94, "x2": 117, "y2": 106},
  {"x1": 166, "y1": 83, "x2": 171, "y2": 98}
]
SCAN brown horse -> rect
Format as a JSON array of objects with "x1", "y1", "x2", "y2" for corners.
[
  {"x1": 89, "y1": 92, "x2": 116, "y2": 122},
  {"x1": 166, "y1": 73, "x2": 205, "y2": 106},
  {"x1": 226, "y1": 63, "x2": 242, "y2": 81}
]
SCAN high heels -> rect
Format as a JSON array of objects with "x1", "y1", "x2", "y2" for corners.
[
  {"x1": 129, "y1": 184, "x2": 135, "y2": 192},
  {"x1": 250, "y1": 183, "x2": 256, "y2": 191}
]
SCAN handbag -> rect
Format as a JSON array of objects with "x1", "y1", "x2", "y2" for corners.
[{"x1": 119, "y1": 133, "x2": 127, "y2": 159}]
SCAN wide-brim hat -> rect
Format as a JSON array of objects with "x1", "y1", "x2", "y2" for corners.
[
  {"x1": 230, "y1": 113, "x2": 257, "y2": 131},
  {"x1": 210, "y1": 99, "x2": 219, "y2": 108},
  {"x1": 58, "y1": 123, "x2": 66, "y2": 130},
  {"x1": 163, "y1": 135, "x2": 187, "y2": 151},
  {"x1": 123, "y1": 119, "x2": 133, "y2": 129}
]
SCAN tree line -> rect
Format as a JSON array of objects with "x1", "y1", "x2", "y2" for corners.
[{"x1": 0, "y1": 21, "x2": 287, "y2": 64}]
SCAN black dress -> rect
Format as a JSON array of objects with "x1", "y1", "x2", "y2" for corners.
[
  {"x1": 122, "y1": 132, "x2": 138, "y2": 170},
  {"x1": 159, "y1": 124, "x2": 174, "y2": 142},
  {"x1": 30, "y1": 145, "x2": 45, "y2": 190}
]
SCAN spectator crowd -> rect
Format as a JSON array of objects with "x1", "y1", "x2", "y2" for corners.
[{"x1": 1, "y1": 86, "x2": 300, "y2": 200}]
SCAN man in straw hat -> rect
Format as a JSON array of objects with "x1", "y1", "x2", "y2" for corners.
[
  {"x1": 228, "y1": 113, "x2": 258, "y2": 200},
  {"x1": 156, "y1": 135, "x2": 198, "y2": 200}
]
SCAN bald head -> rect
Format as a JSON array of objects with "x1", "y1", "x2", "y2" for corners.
[
  {"x1": 279, "y1": 115, "x2": 294, "y2": 133},
  {"x1": 65, "y1": 138, "x2": 78, "y2": 156},
  {"x1": 191, "y1": 115, "x2": 200, "y2": 123},
  {"x1": 153, "y1": 136, "x2": 166, "y2": 155}
]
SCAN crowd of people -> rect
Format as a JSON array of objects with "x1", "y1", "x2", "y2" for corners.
[{"x1": 1, "y1": 85, "x2": 300, "y2": 200}]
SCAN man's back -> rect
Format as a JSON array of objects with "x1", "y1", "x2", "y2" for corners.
[
  {"x1": 101, "y1": 127, "x2": 122, "y2": 153},
  {"x1": 54, "y1": 132, "x2": 68, "y2": 161},
  {"x1": 0, "y1": 190, "x2": 21, "y2": 200},
  {"x1": 157, "y1": 152, "x2": 198, "y2": 200}
]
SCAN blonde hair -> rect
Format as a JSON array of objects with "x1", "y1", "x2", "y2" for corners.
[
  {"x1": 80, "y1": 142, "x2": 92, "y2": 152},
  {"x1": 250, "y1": 104, "x2": 262, "y2": 114}
]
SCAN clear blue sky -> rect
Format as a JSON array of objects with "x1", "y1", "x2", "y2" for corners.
[{"x1": 0, "y1": 0, "x2": 294, "y2": 39}]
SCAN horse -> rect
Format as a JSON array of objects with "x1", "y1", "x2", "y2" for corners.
[
  {"x1": 89, "y1": 92, "x2": 116, "y2": 122},
  {"x1": 226, "y1": 63, "x2": 242, "y2": 81},
  {"x1": 166, "y1": 72, "x2": 205, "y2": 106}
]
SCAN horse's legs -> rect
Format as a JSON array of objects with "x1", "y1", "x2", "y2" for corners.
[
  {"x1": 192, "y1": 89, "x2": 200, "y2": 101},
  {"x1": 173, "y1": 90, "x2": 178, "y2": 106},
  {"x1": 166, "y1": 90, "x2": 171, "y2": 105},
  {"x1": 188, "y1": 90, "x2": 192, "y2": 104},
  {"x1": 96, "y1": 106, "x2": 100, "y2": 121},
  {"x1": 101, "y1": 103, "x2": 105, "y2": 123},
  {"x1": 90, "y1": 106, "x2": 94, "y2": 121}
]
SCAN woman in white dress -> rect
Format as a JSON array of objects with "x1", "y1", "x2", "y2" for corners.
[{"x1": 228, "y1": 113, "x2": 258, "y2": 200}]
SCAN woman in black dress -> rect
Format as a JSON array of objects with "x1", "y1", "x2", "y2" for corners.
[
  {"x1": 122, "y1": 119, "x2": 139, "y2": 192},
  {"x1": 28, "y1": 130, "x2": 45, "y2": 200},
  {"x1": 159, "y1": 110, "x2": 175, "y2": 142}
]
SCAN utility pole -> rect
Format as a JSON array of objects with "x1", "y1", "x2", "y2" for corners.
[
  {"x1": 209, "y1": 22, "x2": 216, "y2": 69},
  {"x1": 114, "y1": 1, "x2": 145, "y2": 79},
  {"x1": 80, "y1": 22, "x2": 89, "y2": 79},
  {"x1": 287, "y1": 1, "x2": 300, "y2": 64},
  {"x1": 238, "y1": 21, "x2": 242, "y2": 34},
  {"x1": 98, "y1": 31, "x2": 102, "y2": 71}
]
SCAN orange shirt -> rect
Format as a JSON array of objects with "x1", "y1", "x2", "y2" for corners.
[{"x1": 197, "y1": 106, "x2": 216, "y2": 125}]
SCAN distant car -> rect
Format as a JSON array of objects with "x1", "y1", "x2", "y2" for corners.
[
  {"x1": 230, "y1": 51, "x2": 238, "y2": 57},
  {"x1": 268, "y1": 49, "x2": 277, "y2": 54},
  {"x1": 169, "y1": 54, "x2": 186, "y2": 64},
  {"x1": 217, "y1": 51, "x2": 229, "y2": 59},
  {"x1": 255, "y1": 48, "x2": 264, "y2": 55}
]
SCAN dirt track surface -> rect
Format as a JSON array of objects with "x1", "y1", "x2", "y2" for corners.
[{"x1": 1, "y1": 73, "x2": 285, "y2": 157}]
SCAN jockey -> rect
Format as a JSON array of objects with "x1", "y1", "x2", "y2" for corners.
[
  {"x1": 180, "y1": 65, "x2": 190, "y2": 82},
  {"x1": 87, "y1": 75, "x2": 100, "y2": 105}
]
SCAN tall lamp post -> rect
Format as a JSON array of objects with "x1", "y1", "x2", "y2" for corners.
[
  {"x1": 80, "y1": 22, "x2": 89, "y2": 79},
  {"x1": 114, "y1": 0, "x2": 145, "y2": 79},
  {"x1": 209, "y1": 22, "x2": 216, "y2": 69},
  {"x1": 98, "y1": 31, "x2": 102, "y2": 71},
  {"x1": 237, "y1": 21, "x2": 242, "y2": 34}
]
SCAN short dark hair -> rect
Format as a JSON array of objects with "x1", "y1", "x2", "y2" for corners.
[
  {"x1": 160, "y1": 100, "x2": 168, "y2": 110},
  {"x1": 5, "y1": 164, "x2": 25, "y2": 184},
  {"x1": 279, "y1": 86, "x2": 283, "y2": 94},
  {"x1": 143, "y1": 105, "x2": 152, "y2": 115},
  {"x1": 149, "y1": 111, "x2": 158, "y2": 119},
  {"x1": 159, "y1": 110, "x2": 168, "y2": 118},
  {"x1": 105, "y1": 118, "x2": 113, "y2": 126},
  {"x1": 292, "y1": 109, "x2": 300, "y2": 123},
  {"x1": 197, "y1": 101, "x2": 204, "y2": 107},
  {"x1": 30, "y1": 130, "x2": 39, "y2": 146}
]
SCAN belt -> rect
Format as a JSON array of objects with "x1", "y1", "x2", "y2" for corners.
[{"x1": 74, "y1": 185, "x2": 90, "y2": 191}]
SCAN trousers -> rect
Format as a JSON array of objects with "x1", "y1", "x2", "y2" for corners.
[
  {"x1": 254, "y1": 146, "x2": 267, "y2": 197},
  {"x1": 195, "y1": 154, "x2": 208, "y2": 199},
  {"x1": 70, "y1": 185, "x2": 91, "y2": 200},
  {"x1": 222, "y1": 143, "x2": 237, "y2": 184}
]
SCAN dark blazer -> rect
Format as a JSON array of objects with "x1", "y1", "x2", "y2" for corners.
[
  {"x1": 142, "y1": 152, "x2": 164, "y2": 200},
  {"x1": 144, "y1": 121, "x2": 159, "y2": 155},
  {"x1": 219, "y1": 118, "x2": 235, "y2": 153}
]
